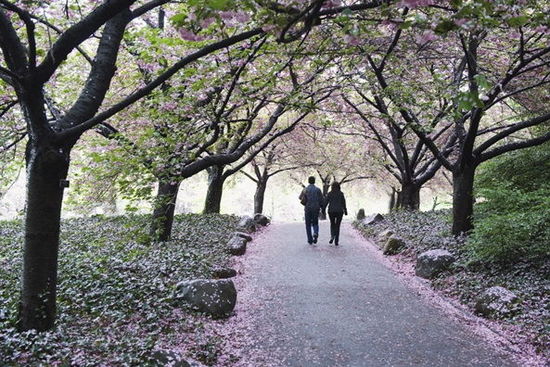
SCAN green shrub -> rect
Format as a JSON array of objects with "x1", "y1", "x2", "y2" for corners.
[
  {"x1": 469, "y1": 144, "x2": 550, "y2": 263},
  {"x1": 469, "y1": 188, "x2": 550, "y2": 263}
]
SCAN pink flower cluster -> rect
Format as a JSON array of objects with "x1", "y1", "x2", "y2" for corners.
[
  {"x1": 179, "y1": 29, "x2": 206, "y2": 42},
  {"x1": 219, "y1": 11, "x2": 250, "y2": 27}
]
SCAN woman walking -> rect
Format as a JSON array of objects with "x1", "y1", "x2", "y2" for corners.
[{"x1": 323, "y1": 182, "x2": 348, "y2": 246}]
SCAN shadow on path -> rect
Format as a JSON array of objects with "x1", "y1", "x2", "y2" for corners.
[{"x1": 230, "y1": 221, "x2": 517, "y2": 367}]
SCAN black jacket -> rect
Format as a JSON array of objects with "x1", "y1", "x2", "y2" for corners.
[{"x1": 324, "y1": 190, "x2": 347, "y2": 214}]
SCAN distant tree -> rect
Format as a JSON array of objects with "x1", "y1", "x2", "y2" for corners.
[{"x1": 239, "y1": 129, "x2": 318, "y2": 214}]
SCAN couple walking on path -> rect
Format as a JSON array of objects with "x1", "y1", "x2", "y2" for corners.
[{"x1": 300, "y1": 176, "x2": 348, "y2": 246}]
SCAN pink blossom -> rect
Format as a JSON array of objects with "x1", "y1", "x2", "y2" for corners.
[
  {"x1": 454, "y1": 18, "x2": 468, "y2": 27},
  {"x1": 322, "y1": 0, "x2": 342, "y2": 8},
  {"x1": 261, "y1": 24, "x2": 277, "y2": 33},
  {"x1": 534, "y1": 25, "x2": 549, "y2": 34},
  {"x1": 162, "y1": 101, "x2": 178, "y2": 111},
  {"x1": 179, "y1": 28, "x2": 206, "y2": 42},
  {"x1": 417, "y1": 30, "x2": 438, "y2": 43},
  {"x1": 344, "y1": 34, "x2": 362, "y2": 46},
  {"x1": 200, "y1": 17, "x2": 216, "y2": 28}
]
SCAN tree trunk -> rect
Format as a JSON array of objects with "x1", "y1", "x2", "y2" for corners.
[
  {"x1": 452, "y1": 163, "x2": 477, "y2": 235},
  {"x1": 397, "y1": 182, "x2": 420, "y2": 210},
  {"x1": 320, "y1": 180, "x2": 330, "y2": 220},
  {"x1": 150, "y1": 180, "x2": 180, "y2": 241},
  {"x1": 389, "y1": 187, "x2": 397, "y2": 212},
  {"x1": 203, "y1": 165, "x2": 225, "y2": 214},
  {"x1": 254, "y1": 178, "x2": 268, "y2": 214},
  {"x1": 19, "y1": 143, "x2": 70, "y2": 331}
]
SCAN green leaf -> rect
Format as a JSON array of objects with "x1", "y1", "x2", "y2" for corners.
[
  {"x1": 341, "y1": 8, "x2": 353, "y2": 16},
  {"x1": 434, "y1": 19, "x2": 457, "y2": 35},
  {"x1": 506, "y1": 15, "x2": 529, "y2": 28},
  {"x1": 206, "y1": 0, "x2": 230, "y2": 10}
]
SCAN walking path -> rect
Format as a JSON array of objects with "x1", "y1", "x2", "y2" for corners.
[{"x1": 228, "y1": 221, "x2": 517, "y2": 367}]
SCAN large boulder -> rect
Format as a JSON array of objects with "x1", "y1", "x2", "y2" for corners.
[
  {"x1": 212, "y1": 267, "x2": 237, "y2": 279},
  {"x1": 237, "y1": 216, "x2": 256, "y2": 232},
  {"x1": 475, "y1": 286, "x2": 520, "y2": 318},
  {"x1": 253, "y1": 213, "x2": 270, "y2": 226},
  {"x1": 356, "y1": 209, "x2": 366, "y2": 221},
  {"x1": 175, "y1": 279, "x2": 237, "y2": 317},
  {"x1": 383, "y1": 236, "x2": 405, "y2": 255},
  {"x1": 227, "y1": 235, "x2": 247, "y2": 256},
  {"x1": 363, "y1": 213, "x2": 384, "y2": 225},
  {"x1": 415, "y1": 249, "x2": 455, "y2": 279}
]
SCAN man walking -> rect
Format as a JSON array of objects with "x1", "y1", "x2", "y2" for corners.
[{"x1": 300, "y1": 176, "x2": 324, "y2": 245}]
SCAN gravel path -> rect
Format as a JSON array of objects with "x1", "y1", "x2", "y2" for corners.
[{"x1": 229, "y1": 221, "x2": 517, "y2": 367}]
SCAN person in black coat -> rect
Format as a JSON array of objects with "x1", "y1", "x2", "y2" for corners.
[{"x1": 323, "y1": 182, "x2": 347, "y2": 246}]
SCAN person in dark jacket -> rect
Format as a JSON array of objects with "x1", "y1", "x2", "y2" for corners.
[
  {"x1": 300, "y1": 176, "x2": 324, "y2": 244},
  {"x1": 323, "y1": 182, "x2": 347, "y2": 246}
]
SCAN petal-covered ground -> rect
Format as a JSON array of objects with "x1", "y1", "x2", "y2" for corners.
[{"x1": 217, "y1": 221, "x2": 521, "y2": 367}]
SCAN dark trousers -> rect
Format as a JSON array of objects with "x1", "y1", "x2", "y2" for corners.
[
  {"x1": 329, "y1": 212, "x2": 344, "y2": 245},
  {"x1": 304, "y1": 207, "x2": 320, "y2": 243}
]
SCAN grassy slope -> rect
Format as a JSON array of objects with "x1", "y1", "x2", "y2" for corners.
[
  {"x1": 354, "y1": 210, "x2": 549, "y2": 360},
  {"x1": 0, "y1": 214, "x2": 240, "y2": 366}
]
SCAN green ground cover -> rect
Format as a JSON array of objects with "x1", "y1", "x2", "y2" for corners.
[{"x1": 0, "y1": 214, "x2": 239, "y2": 366}]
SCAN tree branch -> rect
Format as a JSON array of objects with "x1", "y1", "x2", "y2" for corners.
[
  {"x1": 55, "y1": 28, "x2": 264, "y2": 142},
  {"x1": 35, "y1": 0, "x2": 138, "y2": 84},
  {"x1": 474, "y1": 111, "x2": 550, "y2": 156},
  {"x1": 480, "y1": 132, "x2": 550, "y2": 163}
]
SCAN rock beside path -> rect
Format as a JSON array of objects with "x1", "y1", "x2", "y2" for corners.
[
  {"x1": 475, "y1": 286, "x2": 520, "y2": 318},
  {"x1": 383, "y1": 236, "x2": 405, "y2": 255},
  {"x1": 175, "y1": 279, "x2": 237, "y2": 317},
  {"x1": 238, "y1": 216, "x2": 256, "y2": 232},
  {"x1": 363, "y1": 213, "x2": 384, "y2": 225},
  {"x1": 233, "y1": 231, "x2": 253, "y2": 242},
  {"x1": 227, "y1": 235, "x2": 247, "y2": 256},
  {"x1": 356, "y1": 209, "x2": 366, "y2": 220},
  {"x1": 212, "y1": 267, "x2": 237, "y2": 279},
  {"x1": 415, "y1": 249, "x2": 455, "y2": 279},
  {"x1": 254, "y1": 213, "x2": 271, "y2": 226},
  {"x1": 377, "y1": 229, "x2": 394, "y2": 242}
]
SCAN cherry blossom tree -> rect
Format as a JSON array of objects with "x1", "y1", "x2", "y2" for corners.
[
  {"x1": 394, "y1": 1, "x2": 550, "y2": 233},
  {"x1": 0, "y1": 0, "x2": 389, "y2": 330}
]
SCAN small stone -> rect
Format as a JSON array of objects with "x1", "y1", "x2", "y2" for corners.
[
  {"x1": 238, "y1": 216, "x2": 256, "y2": 232},
  {"x1": 363, "y1": 213, "x2": 384, "y2": 225},
  {"x1": 475, "y1": 286, "x2": 520, "y2": 318},
  {"x1": 233, "y1": 231, "x2": 253, "y2": 242},
  {"x1": 212, "y1": 267, "x2": 237, "y2": 279},
  {"x1": 253, "y1": 213, "x2": 271, "y2": 226},
  {"x1": 356, "y1": 209, "x2": 366, "y2": 220},
  {"x1": 415, "y1": 249, "x2": 455, "y2": 279},
  {"x1": 383, "y1": 236, "x2": 405, "y2": 255},
  {"x1": 174, "y1": 279, "x2": 237, "y2": 317},
  {"x1": 227, "y1": 236, "x2": 247, "y2": 256}
]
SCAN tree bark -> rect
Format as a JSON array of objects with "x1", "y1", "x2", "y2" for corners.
[
  {"x1": 389, "y1": 187, "x2": 397, "y2": 212},
  {"x1": 320, "y1": 180, "x2": 330, "y2": 220},
  {"x1": 150, "y1": 180, "x2": 180, "y2": 241},
  {"x1": 397, "y1": 182, "x2": 420, "y2": 210},
  {"x1": 452, "y1": 162, "x2": 476, "y2": 235},
  {"x1": 254, "y1": 178, "x2": 268, "y2": 214},
  {"x1": 203, "y1": 165, "x2": 225, "y2": 214},
  {"x1": 19, "y1": 142, "x2": 70, "y2": 331}
]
